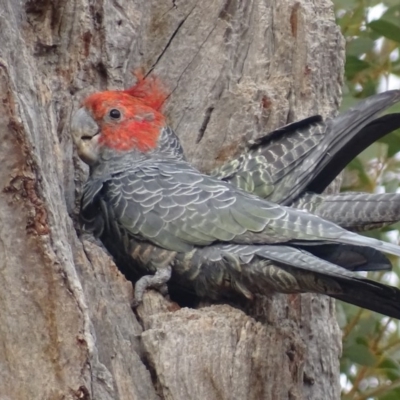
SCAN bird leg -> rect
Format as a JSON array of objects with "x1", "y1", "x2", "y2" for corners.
[{"x1": 132, "y1": 266, "x2": 172, "y2": 307}]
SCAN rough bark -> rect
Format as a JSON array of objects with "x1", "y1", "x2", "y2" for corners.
[{"x1": 0, "y1": 0, "x2": 344, "y2": 399}]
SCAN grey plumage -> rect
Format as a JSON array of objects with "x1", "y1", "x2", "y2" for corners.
[
  {"x1": 211, "y1": 91, "x2": 400, "y2": 230},
  {"x1": 81, "y1": 158, "x2": 400, "y2": 255},
  {"x1": 293, "y1": 192, "x2": 400, "y2": 231},
  {"x1": 72, "y1": 88, "x2": 400, "y2": 319},
  {"x1": 80, "y1": 153, "x2": 400, "y2": 317}
]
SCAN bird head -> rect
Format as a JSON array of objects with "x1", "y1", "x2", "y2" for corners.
[{"x1": 71, "y1": 72, "x2": 169, "y2": 165}]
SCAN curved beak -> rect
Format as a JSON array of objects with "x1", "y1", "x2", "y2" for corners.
[{"x1": 70, "y1": 108, "x2": 100, "y2": 165}]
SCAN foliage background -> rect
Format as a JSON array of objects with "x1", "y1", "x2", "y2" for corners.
[{"x1": 335, "y1": 1, "x2": 400, "y2": 398}]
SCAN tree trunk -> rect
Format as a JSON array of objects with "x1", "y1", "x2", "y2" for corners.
[{"x1": 0, "y1": 0, "x2": 344, "y2": 399}]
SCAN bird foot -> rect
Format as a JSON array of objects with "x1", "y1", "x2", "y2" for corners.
[{"x1": 131, "y1": 266, "x2": 172, "y2": 308}]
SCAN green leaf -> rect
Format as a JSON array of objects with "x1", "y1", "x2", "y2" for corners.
[
  {"x1": 369, "y1": 20, "x2": 400, "y2": 43},
  {"x1": 347, "y1": 37, "x2": 375, "y2": 56},
  {"x1": 359, "y1": 142, "x2": 388, "y2": 163},
  {"x1": 344, "y1": 342, "x2": 377, "y2": 366},
  {"x1": 362, "y1": 78, "x2": 379, "y2": 97},
  {"x1": 381, "y1": 388, "x2": 400, "y2": 400},
  {"x1": 378, "y1": 130, "x2": 400, "y2": 157},
  {"x1": 384, "y1": 0, "x2": 400, "y2": 6},
  {"x1": 378, "y1": 357, "x2": 400, "y2": 381},
  {"x1": 381, "y1": 4, "x2": 400, "y2": 28},
  {"x1": 392, "y1": 60, "x2": 400, "y2": 74},
  {"x1": 345, "y1": 55, "x2": 371, "y2": 80},
  {"x1": 378, "y1": 357, "x2": 400, "y2": 371}
]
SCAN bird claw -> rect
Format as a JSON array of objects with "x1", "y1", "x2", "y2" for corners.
[{"x1": 131, "y1": 266, "x2": 172, "y2": 308}]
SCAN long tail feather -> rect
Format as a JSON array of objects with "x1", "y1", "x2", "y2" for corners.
[{"x1": 293, "y1": 192, "x2": 400, "y2": 231}]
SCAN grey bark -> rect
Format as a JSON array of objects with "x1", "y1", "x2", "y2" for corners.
[{"x1": 0, "y1": 0, "x2": 344, "y2": 399}]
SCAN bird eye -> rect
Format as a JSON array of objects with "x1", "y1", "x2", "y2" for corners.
[{"x1": 109, "y1": 109, "x2": 121, "y2": 119}]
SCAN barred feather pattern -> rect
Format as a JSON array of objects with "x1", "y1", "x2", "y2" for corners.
[
  {"x1": 74, "y1": 86, "x2": 400, "y2": 318},
  {"x1": 81, "y1": 154, "x2": 400, "y2": 318}
]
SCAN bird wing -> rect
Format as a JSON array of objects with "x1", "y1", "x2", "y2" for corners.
[
  {"x1": 212, "y1": 91, "x2": 400, "y2": 205},
  {"x1": 86, "y1": 159, "x2": 400, "y2": 258},
  {"x1": 184, "y1": 244, "x2": 400, "y2": 319}
]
